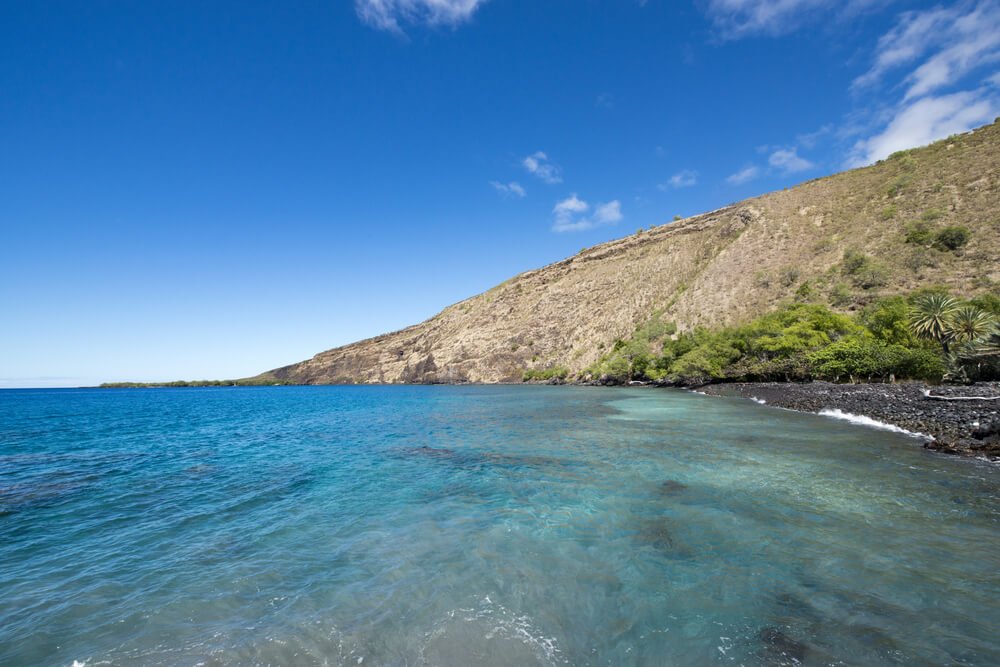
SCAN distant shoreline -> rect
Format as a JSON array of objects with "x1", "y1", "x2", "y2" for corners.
[{"x1": 91, "y1": 379, "x2": 1000, "y2": 461}]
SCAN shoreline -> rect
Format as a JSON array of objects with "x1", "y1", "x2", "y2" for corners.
[
  {"x1": 695, "y1": 381, "x2": 1000, "y2": 461},
  {"x1": 80, "y1": 379, "x2": 1000, "y2": 462}
]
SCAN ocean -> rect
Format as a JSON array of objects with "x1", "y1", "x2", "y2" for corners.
[{"x1": 1, "y1": 385, "x2": 998, "y2": 665}]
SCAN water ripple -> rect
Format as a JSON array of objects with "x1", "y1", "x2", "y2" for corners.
[{"x1": 1, "y1": 386, "x2": 998, "y2": 665}]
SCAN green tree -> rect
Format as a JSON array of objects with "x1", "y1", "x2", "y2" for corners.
[
  {"x1": 933, "y1": 226, "x2": 970, "y2": 251},
  {"x1": 949, "y1": 306, "x2": 994, "y2": 343},
  {"x1": 859, "y1": 296, "x2": 917, "y2": 346},
  {"x1": 909, "y1": 293, "x2": 961, "y2": 353}
]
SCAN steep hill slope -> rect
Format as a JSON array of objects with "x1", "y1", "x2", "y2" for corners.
[{"x1": 254, "y1": 120, "x2": 1000, "y2": 384}]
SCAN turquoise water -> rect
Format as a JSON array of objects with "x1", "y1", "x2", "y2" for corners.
[{"x1": 1, "y1": 386, "x2": 998, "y2": 666}]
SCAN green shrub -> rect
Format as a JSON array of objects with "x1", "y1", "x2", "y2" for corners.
[
  {"x1": 669, "y1": 339, "x2": 741, "y2": 383},
  {"x1": 634, "y1": 314, "x2": 675, "y2": 342},
  {"x1": 853, "y1": 263, "x2": 890, "y2": 290},
  {"x1": 841, "y1": 249, "x2": 889, "y2": 289},
  {"x1": 808, "y1": 336, "x2": 887, "y2": 381},
  {"x1": 830, "y1": 282, "x2": 854, "y2": 307},
  {"x1": 886, "y1": 173, "x2": 912, "y2": 197},
  {"x1": 968, "y1": 293, "x2": 1000, "y2": 318},
  {"x1": 599, "y1": 292, "x2": 976, "y2": 386},
  {"x1": 841, "y1": 249, "x2": 870, "y2": 275},
  {"x1": 905, "y1": 221, "x2": 934, "y2": 245},
  {"x1": 858, "y1": 296, "x2": 917, "y2": 346},
  {"x1": 895, "y1": 348, "x2": 946, "y2": 381},
  {"x1": 659, "y1": 305, "x2": 864, "y2": 384},
  {"x1": 933, "y1": 226, "x2": 970, "y2": 251},
  {"x1": 588, "y1": 330, "x2": 661, "y2": 382},
  {"x1": 808, "y1": 336, "x2": 942, "y2": 382}
]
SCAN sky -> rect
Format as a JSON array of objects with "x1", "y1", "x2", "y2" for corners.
[{"x1": 2, "y1": 0, "x2": 999, "y2": 387}]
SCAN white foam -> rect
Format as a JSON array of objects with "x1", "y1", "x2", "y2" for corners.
[
  {"x1": 818, "y1": 409, "x2": 930, "y2": 439},
  {"x1": 423, "y1": 596, "x2": 566, "y2": 666},
  {"x1": 750, "y1": 397, "x2": 766, "y2": 404}
]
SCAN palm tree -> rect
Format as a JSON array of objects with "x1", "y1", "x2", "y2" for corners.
[
  {"x1": 909, "y1": 293, "x2": 961, "y2": 353},
  {"x1": 949, "y1": 306, "x2": 995, "y2": 343}
]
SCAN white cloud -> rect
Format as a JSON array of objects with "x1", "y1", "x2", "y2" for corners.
[
  {"x1": 768, "y1": 147, "x2": 814, "y2": 173},
  {"x1": 553, "y1": 193, "x2": 588, "y2": 217},
  {"x1": 355, "y1": 0, "x2": 488, "y2": 33},
  {"x1": 847, "y1": 88, "x2": 999, "y2": 166},
  {"x1": 704, "y1": 0, "x2": 879, "y2": 39},
  {"x1": 522, "y1": 151, "x2": 562, "y2": 184},
  {"x1": 842, "y1": 3, "x2": 1000, "y2": 168},
  {"x1": 659, "y1": 169, "x2": 698, "y2": 190},
  {"x1": 552, "y1": 195, "x2": 623, "y2": 233},
  {"x1": 852, "y1": 2, "x2": 1000, "y2": 100},
  {"x1": 726, "y1": 164, "x2": 760, "y2": 185},
  {"x1": 594, "y1": 200, "x2": 623, "y2": 224},
  {"x1": 490, "y1": 180, "x2": 526, "y2": 198},
  {"x1": 851, "y1": 6, "x2": 955, "y2": 91}
]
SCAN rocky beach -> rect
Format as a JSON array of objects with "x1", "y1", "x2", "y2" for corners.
[{"x1": 698, "y1": 381, "x2": 1000, "y2": 461}]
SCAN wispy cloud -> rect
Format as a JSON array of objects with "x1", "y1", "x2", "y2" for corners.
[
  {"x1": 523, "y1": 151, "x2": 562, "y2": 184},
  {"x1": 659, "y1": 169, "x2": 698, "y2": 190},
  {"x1": 704, "y1": 0, "x2": 880, "y2": 39},
  {"x1": 355, "y1": 0, "x2": 488, "y2": 33},
  {"x1": 489, "y1": 180, "x2": 526, "y2": 198},
  {"x1": 552, "y1": 195, "x2": 623, "y2": 232},
  {"x1": 852, "y1": 1, "x2": 1000, "y2": 100},
  {"x1": 846, "y1": 1, "x2": 1000, "y2": 166},
  {"x1": 768, "y1": 147, "x2": 814, "y2": 173},
  {"x1": 796, "y1": 124, "x2": 832, "y2": 149},
  {"x1": 847, "y1": 88, "x2": 998, "y2": 166},
  {"x1": 726, "y1": 164, "x2": 760, "y2": 185}
]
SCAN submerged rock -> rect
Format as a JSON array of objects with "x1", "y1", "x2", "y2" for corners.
[
  {"x1": 658, "y1": 479, "x2": 688, "y2": 496},
  {"x1": 636, "y1": 519, "x2": 675, "y2": 550}
]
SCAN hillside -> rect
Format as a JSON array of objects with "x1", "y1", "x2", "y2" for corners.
[{"x1": 252, "y1": 121, "x2": 1000, "y2": 385}]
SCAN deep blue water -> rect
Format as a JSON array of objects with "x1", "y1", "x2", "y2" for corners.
[{"x1": 1, "y1": 386, "x2": 998, "y2": 666}]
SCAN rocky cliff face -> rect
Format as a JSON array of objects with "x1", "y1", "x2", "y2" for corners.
[{"x1": 255, "y1": 121, "x2": 1000, "y2": 385}]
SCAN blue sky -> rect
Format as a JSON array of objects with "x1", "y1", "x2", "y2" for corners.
[{"x1": 2, "y1": 1, "x2": 998, "y2": 387}]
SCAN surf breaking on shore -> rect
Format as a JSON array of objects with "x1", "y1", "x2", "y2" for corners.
[{"x1": 697, "y1": 381, "x2": 1000, "y2": 461}]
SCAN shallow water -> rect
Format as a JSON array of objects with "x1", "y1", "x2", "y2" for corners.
[{"x1": 1, "y1": 386, "x2": 998, "y2": 666}]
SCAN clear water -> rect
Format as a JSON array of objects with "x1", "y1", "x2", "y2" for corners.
[{"x1": 1, "y1": 386, "x2": 998, "y2": 666}]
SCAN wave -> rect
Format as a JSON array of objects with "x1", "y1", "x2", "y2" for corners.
[{"x1": 817, "y1": 409, "x2": 930, "y2": 439}]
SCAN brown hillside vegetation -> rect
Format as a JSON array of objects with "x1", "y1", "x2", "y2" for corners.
[{"x1": 254, "y1": 120, "x2": 1000, "y2": 385}]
